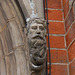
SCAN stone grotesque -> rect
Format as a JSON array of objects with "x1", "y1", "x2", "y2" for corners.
[{"x1": 27, "y1": 18, "x2": 46, "y2": 73}]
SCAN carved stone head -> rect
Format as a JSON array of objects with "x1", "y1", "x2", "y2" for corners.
[{"x1": 27, "y1": 18, "x2": 47, "y2": 71}]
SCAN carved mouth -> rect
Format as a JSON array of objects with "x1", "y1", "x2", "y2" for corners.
[{"x1": 32, "y1": 35, "x2": 44, "y2": 40}]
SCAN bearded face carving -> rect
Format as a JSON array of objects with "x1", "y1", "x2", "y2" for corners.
[{"x1": 27, "y1": 18, "x2": 46, "y2": 71}]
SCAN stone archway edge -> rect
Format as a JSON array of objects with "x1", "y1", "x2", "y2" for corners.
[{"x1": 0, "y1": 0, "x2": 30, "y2": 75}]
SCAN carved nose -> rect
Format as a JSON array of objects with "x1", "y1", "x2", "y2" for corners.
[
  {"x1": 37, "y1": 30, "x2": 41, "y2": 34},
  {"x1": 37, "y1": 32, "x2": 41, "y2": 34}
]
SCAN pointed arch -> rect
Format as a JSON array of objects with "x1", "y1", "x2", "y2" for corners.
[{"x1": 0, "y1": 0, "x2": 30, "y2": 75}]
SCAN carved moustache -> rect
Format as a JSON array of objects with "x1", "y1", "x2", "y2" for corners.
[{"x1": 31, "y1": 34, "x2": 45, "y2": 40}]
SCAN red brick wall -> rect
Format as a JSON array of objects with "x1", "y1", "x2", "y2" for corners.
[
  {"x1": 63, "y1": 0, "x2": 75, "y2": 75},
  {"x1": 46, "y1": 0, "x2": 75, "y2": 75}
]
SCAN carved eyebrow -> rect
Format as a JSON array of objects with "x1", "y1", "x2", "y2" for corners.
[
  {"x1": 39, "y1": 26, "x2": 44, "y2": 30},
  {"x1": 31, "y1": 26, "x2": 37, "y2": 29}
]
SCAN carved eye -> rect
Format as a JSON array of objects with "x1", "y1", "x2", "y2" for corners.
[
  {"x1": 39, "y1": 26, "x2": 44, "y2": 30},
  {"x1": 31, "y1": 26, "x2": 37, "y2": 30}
]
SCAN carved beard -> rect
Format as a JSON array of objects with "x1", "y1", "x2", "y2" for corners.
[
  {"x1": 28, "y1": 34, "x2": 46, "y2": 70},
  {"x1": 28, "y1": 34, "x2": 46, "y2": 58}
]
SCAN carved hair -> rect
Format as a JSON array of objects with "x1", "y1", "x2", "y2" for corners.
[{"x1": 26, "y1": 18, "x2": 46, "y2": 33}]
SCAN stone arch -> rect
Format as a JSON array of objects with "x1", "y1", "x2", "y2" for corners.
[
  {"x1": 0, "y1": 0, "x2": 30, "y2": 75},
  {"x1": 0, "y1": 38, "x2": 6, "y2": 75}
]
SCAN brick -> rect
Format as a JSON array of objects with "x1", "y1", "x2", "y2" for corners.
[
  {"x1": 46, "y1": 36, "x2": 65, "y2": 48},
  {"x1": 64, "y1": 1, "x2": 69, "y2": 19},
  {"x1": 45, "y1": 10, "x2": 63, "y2": 21},
  {"x1": 65, "y1": 8, "x2": 74, "y2": 31},
  {"x1": 48, "y1": 65, "x2": 68, "y2": 75},
  {"x1": 47, "y1": 49, "x2": 55, "y2": 63},
  {"x1": 47, "y1": 50, "x2": 68, "y2": 63},
  {"x1": 63, "y1": 0, "x2": 68, "y2": 7},
  {"x1": 69, "y1": 60, "x2": 75, "y2": 75},
  {"x1": 47, "y1": 0, "x2": 62, "y2": 9},
  {"x1": 68, "y1": 41, "x2": 75, "y2": 62},
  {"x1": 48, "y1": 22, "x2": 65, "y2": 34},
  {"x1": 66, "y1": 22, "x2": 75, "y2": 47}
]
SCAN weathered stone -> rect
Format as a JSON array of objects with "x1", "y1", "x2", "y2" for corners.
[
  {"x1": 7, "y1": 20, "x2": 24, "y2": 48},
  {"x1": 9, "y1": 53, "x2": 17, "y2": 75},
  {"x1": 27, "y1": 18, "x2": 46, "y2": 75},
  {"x1": 0, "y1": 0, "x2": 46, "y2": 75},
  {"x1": 18, "y1": 0, "x2": 44, "y2": 19},
  {"x1": 3, "y1": 27, "x2": 13, "y2": 53},
  {"x1": 0, "y1": 0, "x2": 15, "y2": 21}
]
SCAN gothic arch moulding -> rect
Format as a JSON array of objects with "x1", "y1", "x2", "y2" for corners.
[{"x1": 0, "y1": 0, "x2": 30, "y2": 75}]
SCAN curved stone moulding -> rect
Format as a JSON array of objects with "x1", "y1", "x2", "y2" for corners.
[
  {"x1": 0, "y1": 38, "x2": 6, "y2": 75},
  {"x1": 0, "y1": 0, "x2": 30, "y2": 75},
  {"x1": 0, "y1": 0, "x2": 46, "y2": 75}
]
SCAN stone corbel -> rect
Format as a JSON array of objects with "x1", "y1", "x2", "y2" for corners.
[{"x1": 27, "y1": 18, "x2": 47, "y2": 75}]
